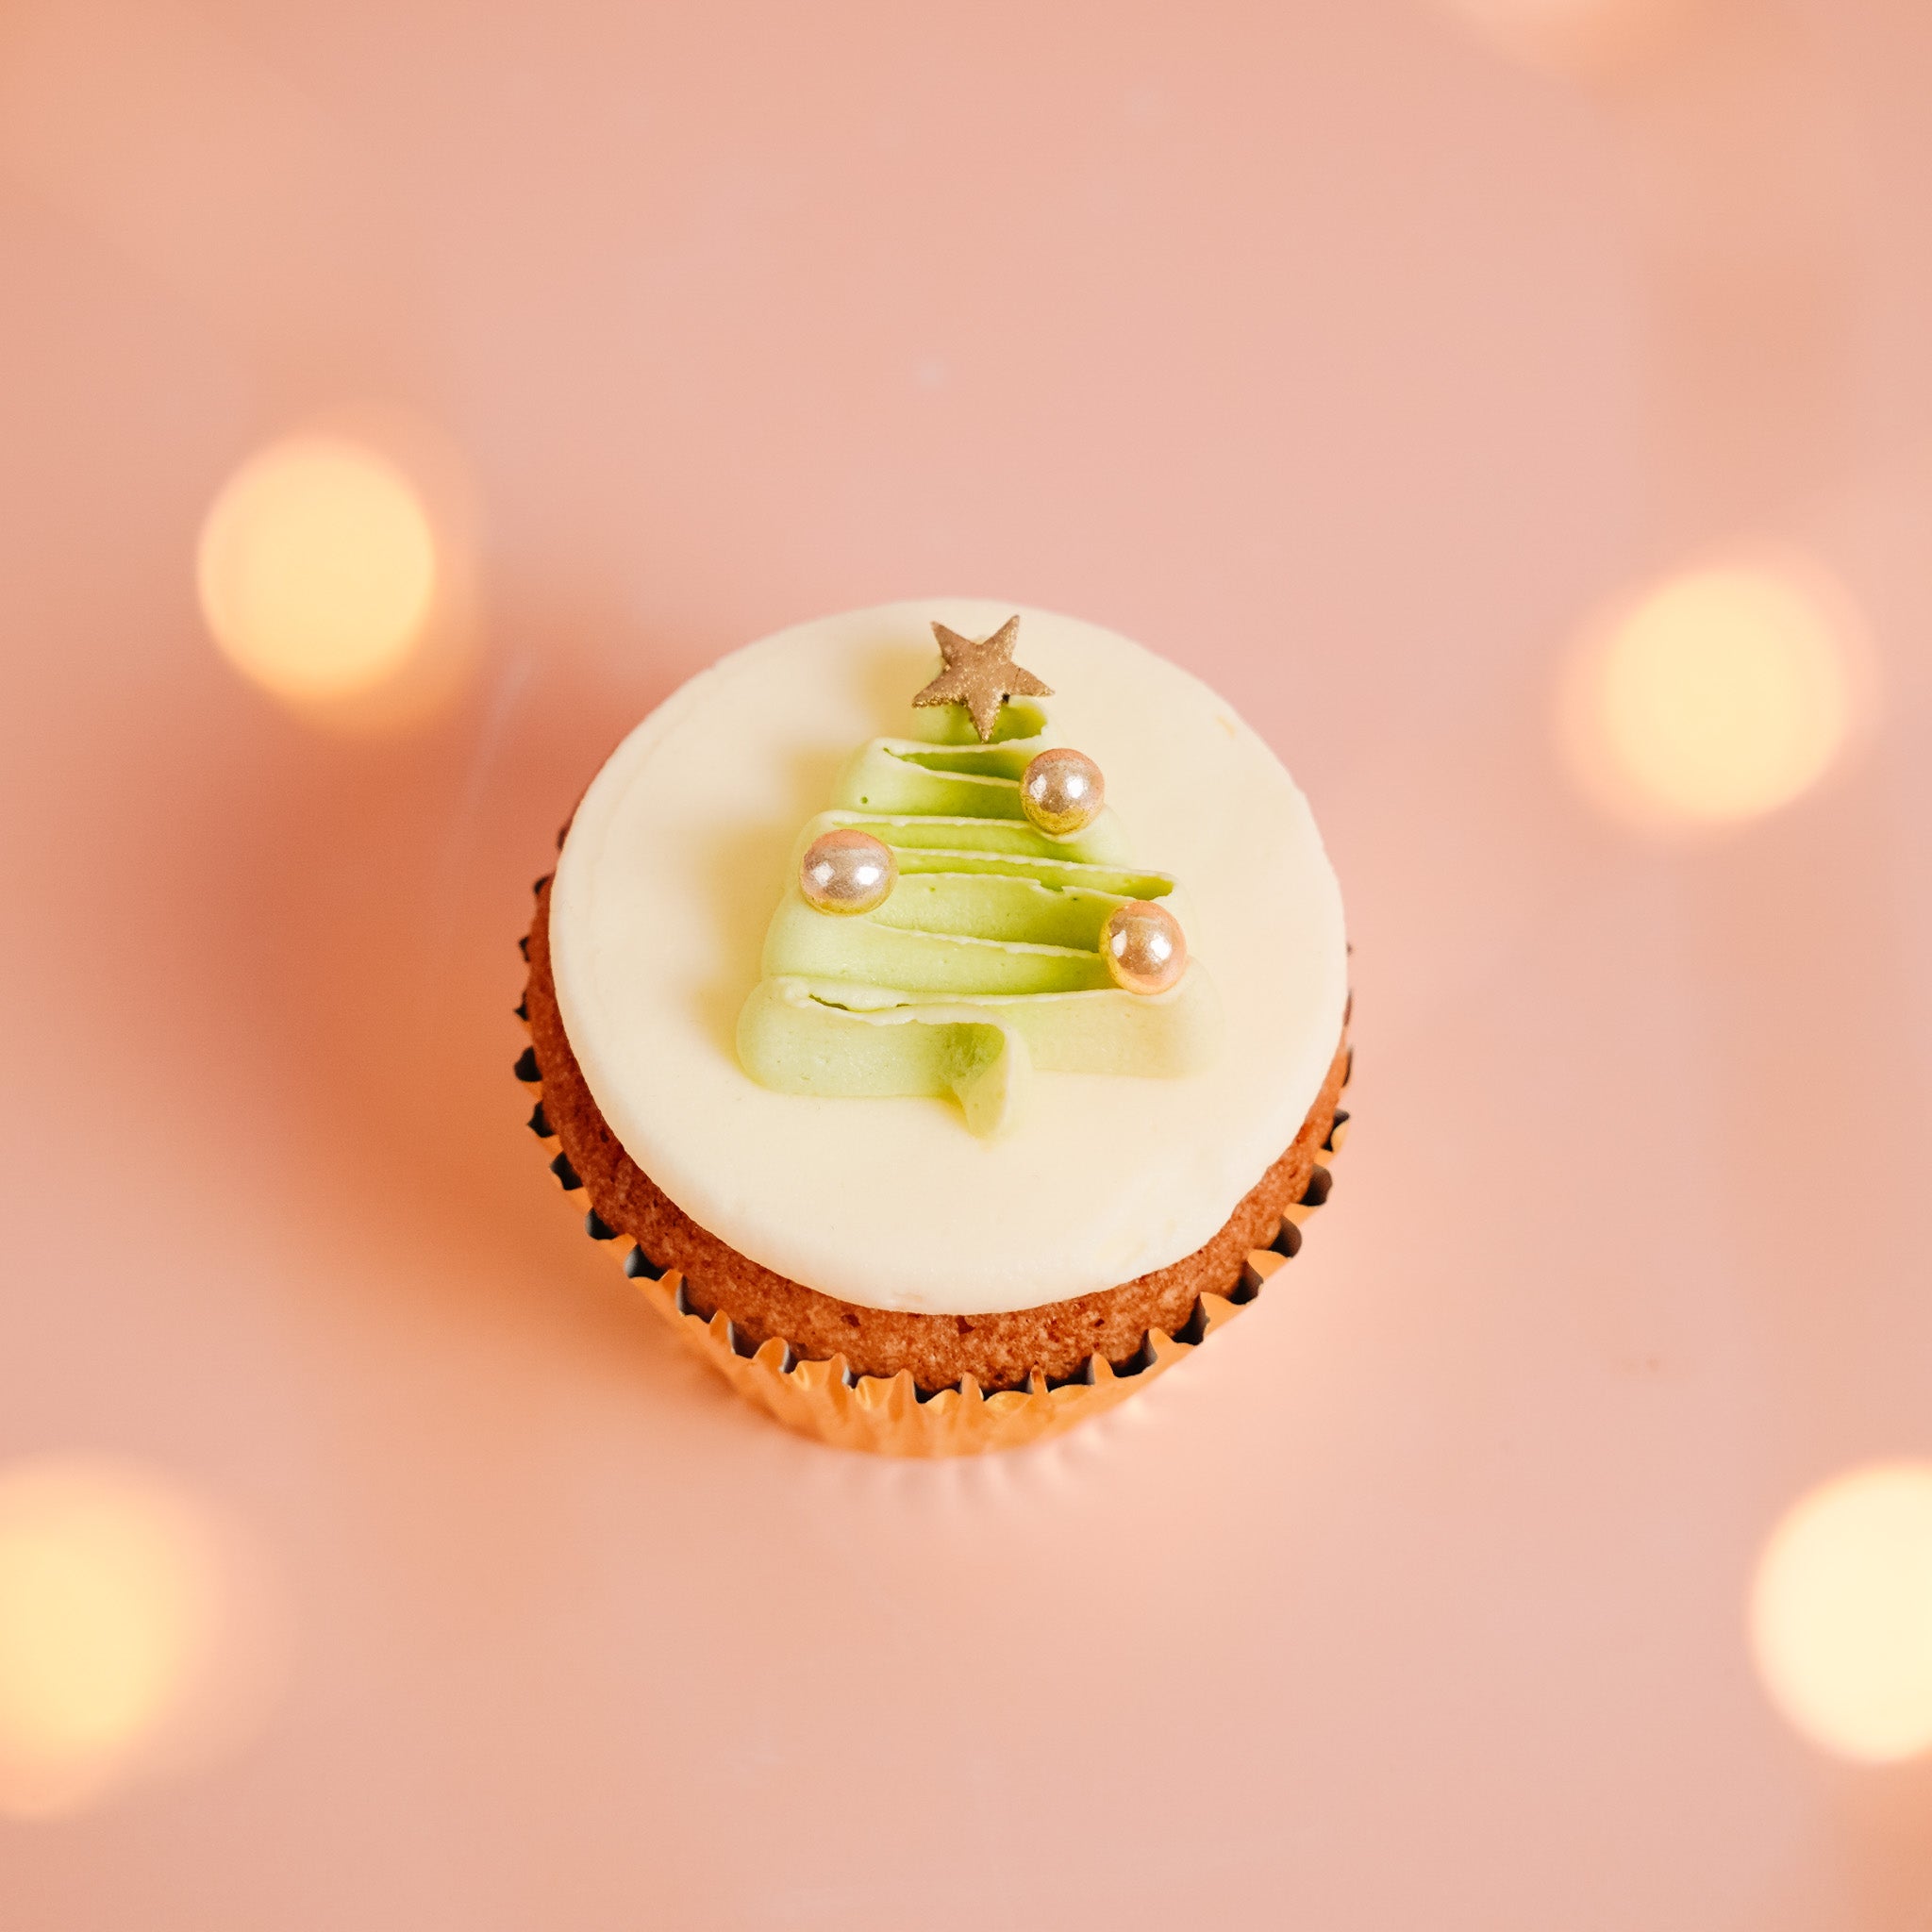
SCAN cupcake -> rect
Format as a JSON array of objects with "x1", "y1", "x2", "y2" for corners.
[{"x1": 519, "y1": 601, "x2": 1350, "y2": 1455}]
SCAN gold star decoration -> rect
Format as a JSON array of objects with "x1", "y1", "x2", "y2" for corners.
[{"x1": 911, "y1": 615, "x2": 1054, "y2": 742}]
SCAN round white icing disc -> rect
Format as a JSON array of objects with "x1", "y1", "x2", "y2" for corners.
[{"x1": 548, "y1": 600, "x2": 1347, "y2": 1316}]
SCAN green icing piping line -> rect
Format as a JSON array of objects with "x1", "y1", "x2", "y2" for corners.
[{"x1": 735, "y1": 703, "x2": 1223, "y2": 1136}]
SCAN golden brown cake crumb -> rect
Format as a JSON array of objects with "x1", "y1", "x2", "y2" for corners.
[{"x1": 524, "y1": 881, "x2": 1347, "y2": 1392}]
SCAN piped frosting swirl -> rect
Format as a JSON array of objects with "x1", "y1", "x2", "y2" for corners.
[{"x1": 737, "y1": 690, "x2": 1222, "y2": 1133}]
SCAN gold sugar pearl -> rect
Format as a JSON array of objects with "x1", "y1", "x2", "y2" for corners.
[
  {"x1": 1020, "y1": 747, "x2": 1106, "y2": 837},
  {"x1": 1102, "y1": 899, "x2": 1187, "y2": 995},
  {"x1": 799, "y1": 828, "x2": 896, "y2": 915}
]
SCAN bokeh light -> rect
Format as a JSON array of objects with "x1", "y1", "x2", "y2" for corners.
[
  {"x1": 197, "y1": 433, "x2": 439, "y2": 705},
  {"x1": 1436, "y1": 0, "x2": 1690, "y2": 72},
  {"x1": 1751, "y1": 1462, "x2": 1932, "y2": 1765},
  {"x1": 0, "y1": 1457, "x2": 284, "y2": 1818},
  {"x1": 1561, "y1": 558, "x2": 1864, "y2": 831}
]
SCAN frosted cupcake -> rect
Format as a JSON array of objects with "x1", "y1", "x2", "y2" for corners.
[{"x1": 518, "y1": 601, "x2": 1349, "y2": 1453}]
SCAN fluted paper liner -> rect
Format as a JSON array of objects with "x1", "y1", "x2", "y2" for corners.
[{"x1": 514, "y1": 970, "x2": 1349, "y2": 1457}]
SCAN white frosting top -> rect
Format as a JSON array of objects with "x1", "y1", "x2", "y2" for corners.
[{"x1": 549, "y1": 600, "x2": 1347, "y2": 1316}]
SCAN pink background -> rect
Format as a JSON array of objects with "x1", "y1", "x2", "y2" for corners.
[{"x1": 6, "y1": 0, "x2": 1932, "y2": 1924}]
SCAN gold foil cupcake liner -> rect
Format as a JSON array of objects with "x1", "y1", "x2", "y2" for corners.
[{"x1": 514, "y1": 953, "x2": 1349, "y2": 1457}]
